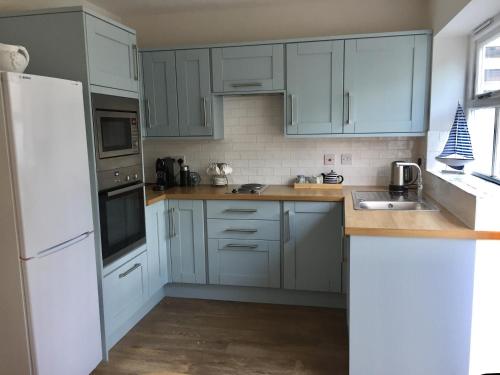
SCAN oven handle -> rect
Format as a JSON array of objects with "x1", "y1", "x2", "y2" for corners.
[{"x1": 107, "y1": 183, "x2": 144, "y2": 197}]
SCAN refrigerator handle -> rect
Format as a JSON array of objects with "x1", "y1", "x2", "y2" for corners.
[{"x1": 32, "y1": 231, "x2": 93, "y2": 259}]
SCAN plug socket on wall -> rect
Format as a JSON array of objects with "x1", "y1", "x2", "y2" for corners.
[{"x1": 341, "y1": 153, "x2": 352, "y2": 165}]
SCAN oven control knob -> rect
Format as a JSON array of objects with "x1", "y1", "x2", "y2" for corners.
[
  {"x1": 126, "y1": 175, "x2": 131, "y2": 182},
  {"x1": 134, "y1": 174, "x2": 138, "y2": 180}
]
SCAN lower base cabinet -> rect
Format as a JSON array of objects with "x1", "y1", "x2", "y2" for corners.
[
  {"x1": 102, "y1": 250, "x2": 149, "y2": 335},
  {"x1": 208, "y1": 239, "x2": 280, "y2": 288},
  {"x1": 283, "y1": 201, "x2": 343, "y2": 292},
  {"x1": 169, "y1": 200, "x2": 206, "y2": 284},
  {"x1": 145, "y1": 200, "x2": 169, "y2": 294}
]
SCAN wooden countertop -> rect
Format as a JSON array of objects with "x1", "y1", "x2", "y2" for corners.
[{"x1": 145, "y1": 185, "x2": 500, "y2": 240}]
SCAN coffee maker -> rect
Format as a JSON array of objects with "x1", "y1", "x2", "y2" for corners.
[{"x1": 154, "y1": 157, "x2": 176, "y2": 190}]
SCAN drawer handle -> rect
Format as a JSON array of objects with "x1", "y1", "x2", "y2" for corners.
[
  {"x1": 119, "y1": 263, "x2": 141, "y2": 278},
  {"x1": 224, "y1": 228, "x2": 258, "y2": 233},
  {"x1": 231, "y1": 82, "x2": 263, "y2": 88},
  {"x1": 224, "y1": 208, "x2": 258, "y2": 213},
  {"x1": 224, "y1": 244, "x2": 259, "y2": 249}
]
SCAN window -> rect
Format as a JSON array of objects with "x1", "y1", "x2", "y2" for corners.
[{"x1": 470, "y1": 22, "x2": 500, "y2": 185}]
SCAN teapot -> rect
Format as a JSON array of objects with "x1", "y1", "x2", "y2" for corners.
[
  {"x1": 322, "y1": 170, "x2": 344, "y2": 184},
  {"x1": 0, "y1": 43, "x2": 30, "y2": 73}
]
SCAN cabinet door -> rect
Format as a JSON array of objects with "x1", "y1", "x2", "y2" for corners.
[
  {"x1": 169, "y1": 200, "x2": 206, "y2": 284},
  {"x1": 212, "y1": 44, "x2": 284, "y2": 93},
  {"x1": 283, "y1": 202, "x2": 343, "y2": 292},
  {"x1": 103, "y1": 251, "x2": 148, "y2": 335},
  {"x1": 344, "y1": 35, "x2": 430, "y2": 134},
  {"x1": 85, "y1": 14, "x2": 139, "y2": 92},
  {"x1": 142, "y1": 51, "x2": 179, "y2": 136},
  {"x1": 208, "y1": 239, "x2": 280, "y2": 288},
  {"x1": 286, "y1": 41, "x2": 344, "y2": 135},
  {"x1": 145, "y1": 201, "x2": 169, "y2": 295},
  {"x1": 176, "y1": 49, "x2": 212, "y2": 136}
]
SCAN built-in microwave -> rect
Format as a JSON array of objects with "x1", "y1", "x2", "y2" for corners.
[{"x1": 92, "y1": 93, "x2": 141, "y2": 162}]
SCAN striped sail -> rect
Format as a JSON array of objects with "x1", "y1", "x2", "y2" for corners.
[{"x1": 436, "y1": 103, "x2": 474, "y2": 170}]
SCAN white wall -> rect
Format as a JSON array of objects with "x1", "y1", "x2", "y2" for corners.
[
  {"x1": 143, "y1": 95, "x2": 424, "y2": 186},
  {"x1": 429, "y1": 0, "x2": 471, "y2": 35}
]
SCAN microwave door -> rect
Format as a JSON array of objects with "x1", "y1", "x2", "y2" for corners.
[{"x1": 95, "y1": 110, "x2": 138, "y2": 159}]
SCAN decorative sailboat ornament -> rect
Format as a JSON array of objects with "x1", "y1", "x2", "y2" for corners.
[{"x1": 436, "y1": 103, "x2": 474, "y2": 173}]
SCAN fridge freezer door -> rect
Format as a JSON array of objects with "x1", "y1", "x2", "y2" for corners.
[
  {"x1": 2, "y1": 73, "x2": 93, "y2": 259},
  {"x1": 22, "y1": 232, "x2": 102, "y2": 375}
]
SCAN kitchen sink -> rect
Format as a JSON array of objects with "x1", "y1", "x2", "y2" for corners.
[{"x1": 352, "y1": 191, "x2": 439, "y2": 211}]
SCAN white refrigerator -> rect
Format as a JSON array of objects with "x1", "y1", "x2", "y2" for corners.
[{"x1": 0, "y1": 72, "x2": 102, "y2": 374}]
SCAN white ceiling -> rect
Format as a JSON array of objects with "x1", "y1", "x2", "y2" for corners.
[{"x1": 0, "y1": 0, "x2": 304, "y2": 17}]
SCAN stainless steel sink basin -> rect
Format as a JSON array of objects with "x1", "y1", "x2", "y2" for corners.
[{"x1": 352, "y1": 191, "x2": 439, "y2": 211}]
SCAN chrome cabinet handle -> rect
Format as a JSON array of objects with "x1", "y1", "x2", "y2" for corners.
[
  {"x1": 290, "y1": 94, "x2": 297, "y2": 127},
  {"x1": 224, "y1": 228, "x2": 258, "y2": 233},
  {"x1": 146, "y1": 99, "x2": 152, "y2": 128},
  {"x1": 119, "y1": 263, "x2": 141, "y2": 278},
  {"x1": 346, "y1": 92, "x2": 353, "y2": 126},
  {"x1": 169, "y1": 208, "x2": 176, "y2": 237},
  {"x1": 224, "y1": 244, "x2": 259, "y2": 249},
  {"x1": 224, "y1": 208, "x2": 257, "y2": 213},
  {"x1": 201, "y1": 97, "x2": 208, "y2": 127},
  {"x1": 132, "y1": 44, "x2": 139, "y2": 81},
  {"x1": 107, "y1": 183, "x2": 144, "y2": 198},
  {"x1": 284, "y1": 210, "x2": 291, "y2": 243},
  {"x1": 230, "y1": 82, "x2": 263, "y2": 88}
]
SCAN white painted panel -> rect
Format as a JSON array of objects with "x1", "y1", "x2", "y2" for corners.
[{"x1": 349, "y1": 236, "x2": 475, "y2": 375}]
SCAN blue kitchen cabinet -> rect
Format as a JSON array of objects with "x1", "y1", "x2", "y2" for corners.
[
  {"x1": 344, "y1": 34, "x2": 430, "y2": 134},
  {"x1": 102, "y1": 250, "x2": 149, "y2": 340},
  {"x1": 286, "y1": 41, "x2": 344, "y2": 135},
  {"x1": 141, "y1": 51, "x2": 179, "y2": 136},
  {"x1": 176, "y1": 49, "x2": 213, "y2": 137},
  {"x1": 206, "y1": 200, "x2": 281, "y2": 288},
  {"x1": 169, "y1": 200, "x2": 206, "y2": 284},
  {"x1": 145, "y1": 201, "x2": 169, "y2": 295},
  {"x1": 212, "y1": 44, "x2": 284, "y2": 93},
  {"x1": 208, "y1": 239, "x2": 280, "y2": 288},
  {"x1": 85, "y1": 13, "x2": 139, "y2": 93},
  {"x1": 283, "y1": 202, "x2": 343, "y2": 292}
]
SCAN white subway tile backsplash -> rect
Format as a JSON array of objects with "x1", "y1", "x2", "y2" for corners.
[{"x1": 143, "y1": 95, "x2": 424, "y2": 185}]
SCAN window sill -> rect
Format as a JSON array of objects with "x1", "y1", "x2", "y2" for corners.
[{"x1": 426, "y1": 169, "x2": 500, "y2": 199}]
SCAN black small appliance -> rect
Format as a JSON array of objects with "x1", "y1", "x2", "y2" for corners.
[{"x1": 155, "y1": 157, "x2": 177, "y2": 190}]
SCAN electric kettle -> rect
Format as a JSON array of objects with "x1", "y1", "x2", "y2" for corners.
[{"x1": 389, "y1": 161, "x2": 417, "y2": 193}]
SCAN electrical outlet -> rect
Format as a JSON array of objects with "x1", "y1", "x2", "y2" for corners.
[
  {"x1": 324, "y1": 154, "x2": 335, "y2": 165},
  {"x1": 341, "y1": 153, "x2": 352, "y2": 165}
]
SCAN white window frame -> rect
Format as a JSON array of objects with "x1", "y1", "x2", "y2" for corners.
[{"x1": 467, "y1": 15, "x2": 500, "y2": 185}]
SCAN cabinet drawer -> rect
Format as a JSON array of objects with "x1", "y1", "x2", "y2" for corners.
[
  {"x1": 212, "y1": 44, "x2": 284, "y2": 93},
  {"x1": 208, "y1": 239, "x2": 280, "y2": 288},
  {"x1": 103, "y1": 251, "x2": 148, "y2": 335},
  {"x1": 207, "y1": 218, "x2": 280, "y2": 240},
  {"x1": 206, "y1": 200, "x2": 280, "y2": 220}
]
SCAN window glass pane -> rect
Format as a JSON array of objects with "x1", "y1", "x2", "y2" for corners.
[
  {"x1": 476, "y1": 33, "x2": 500, "y2": 95},
  {"x1": 469, "y1": 107, "x2": 496, "y2": 175}
]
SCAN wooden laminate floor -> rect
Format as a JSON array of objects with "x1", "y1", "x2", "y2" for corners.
[{"x1": 93, "y1": 298, "x2": 348, "y2": 375}]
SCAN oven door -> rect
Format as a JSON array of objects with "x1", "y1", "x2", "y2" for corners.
[
  {"x1": 99, "y1": 182, "x2": 145, "y2": 263},
  {"x1": 96, "y1": 110, "x2": 139, "y2": 159}
]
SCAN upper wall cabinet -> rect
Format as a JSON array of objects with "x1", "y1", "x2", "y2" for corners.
[
  {"x1": 344, "y1": 35, "x2": 430, "y2": 134},
  {"x1": 176, "y1": 49, "x2": 213, "y2": 137},
  {"x1": 286, "y1": 41, "x2": 344, "y2": 135},
  {"x1": 212, "y1": 44, "x2": 284, "y2": 93},
  {"x1": 142, "y1": 51, "x2": 179, "y2": 137},
  {"x1": 85, "y1": 14, "x2": 139, "y2": 93}
]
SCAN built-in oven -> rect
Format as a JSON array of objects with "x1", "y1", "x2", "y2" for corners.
[{"x1": 99, "y1": 180, "x2": 145, "y2": 264}]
